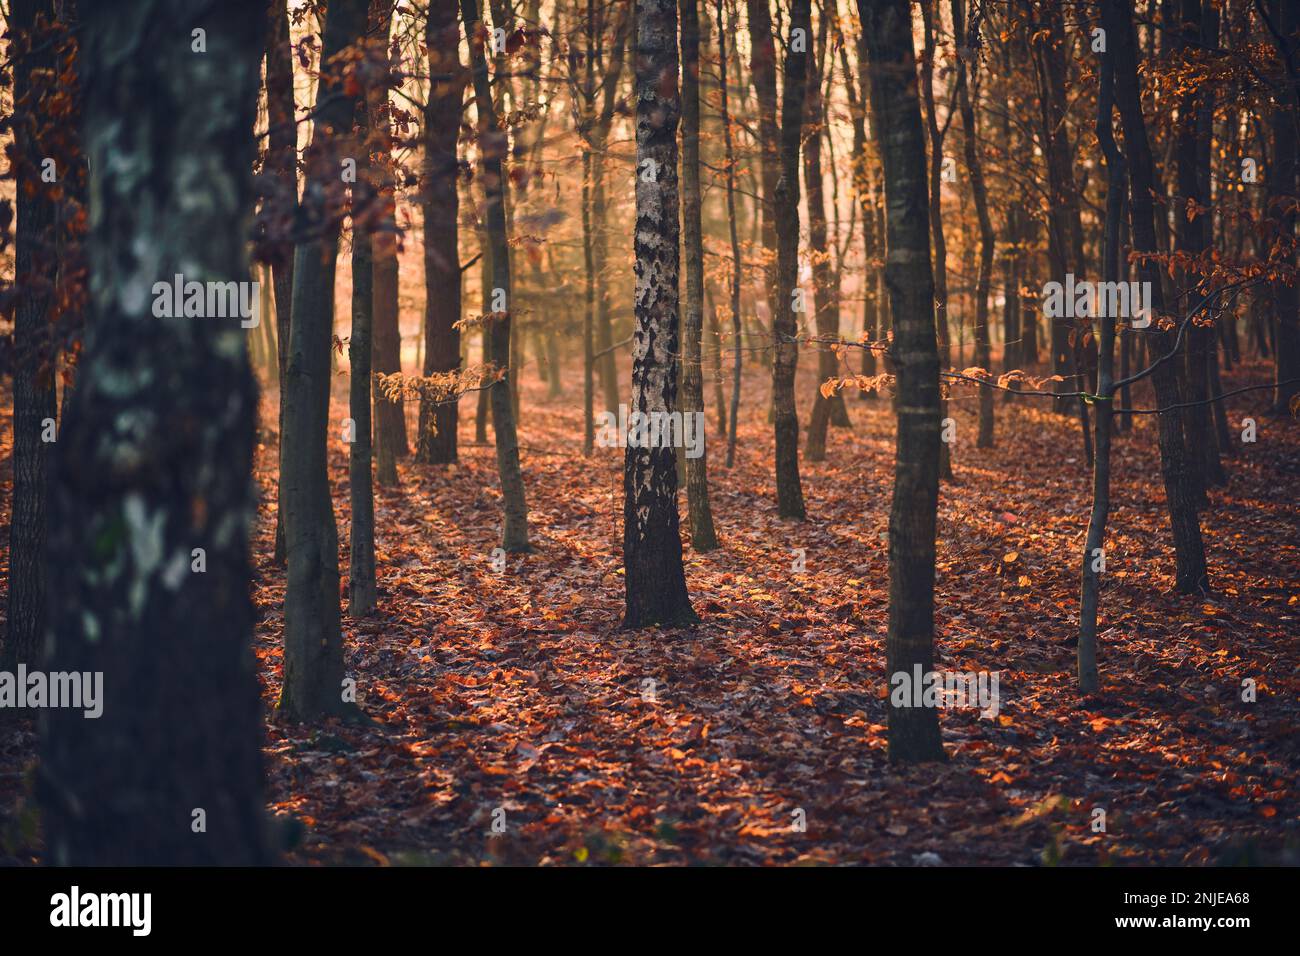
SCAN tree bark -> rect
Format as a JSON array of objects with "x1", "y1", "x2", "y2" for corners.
[
  {"x1": 804, "y1": 11, "x2": 847, "y2": 462},
  {"x1": 860, "y1": 0, "x2": 945, "y2": 763},
  {"x1": 582, "y1": 147, "x2": 596, "y2": 453},
  {"x1": 623, "y1": 0, "x2": 695, "y2": 627},
  {"x1": 279, "y1": 0, "x2": 370, "y2": 721},
  {"x1": 39, "y1": 0, "x2": 272, "y2": 864},
  {"x1": 952, "y1": 0, "x2": 995, "y2": 448},
  {"x1": 348, "y1": 72, "x2": 377, "y2": 618},
  {"x1": 369, "y1": 0, "x2": 406, "y2": 477},
  {"x1": 3, "y1": 0, "x2": 59, "y2": 673},
  {"x1": 772, "y1": 0, "x2": 810, "y2": 519},
  {"x1": 747, "y1": 0, "x2": 781, "y2": 325},
  {"x1": 919, "y1": 0, "x2": 952, "y2": 472},
  {"x1": 462, "y1": 0, "x2": 530, "y2": 552},
  {"x1": 1267, "y1": 0, "x2": 1299, "y2": 414},
  {"x1": 417, "y1": 0, "x2": 465, "y2": 465},
  {"x1": 718, "y1": 0, "x2": 744, "y2": 469},
  {"x1": 1103, "y1": 0, "x2": 1209, "y2": 594},
  {"x1": 1176, "y1": 0, "x2": 1224, "y2": 495},
  {"x1": 679, "y1": 0, "x2": 719, "y2": 550},
  {"x1": 1031, "y1": 2, "x2": 1084, "y2": 414},
  {"x1": 1079, "y1": 32, "x2": 1124, "y2": 695},
  {"x1": 266, "y1": 0, "x2": 298, "y2": 565}
]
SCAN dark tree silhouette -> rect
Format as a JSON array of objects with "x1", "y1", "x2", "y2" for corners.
[{"x1": 39, "y1": 0, "x2": 272, "y2": 864}]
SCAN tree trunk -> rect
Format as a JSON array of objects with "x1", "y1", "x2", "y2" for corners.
[
  {"x1": 462, "y1": 0, "x2": 530, "y2": 552},
  {"x1": 583, "y1": 147, "x2": 596, "y2": 453},
  {"x1": 279, "y1": 0, "x2": 370, "y2": 721},
  {"x1": 919, "y1": 0, "x2": 953, "y2": 474},
  {"x1": 370, "y1": 1, "x2": 407, "y2": 473},
  {"x1": 266, "y1": 0, "x2": 297, "y2": 565},
  {"x1": 718, "y1": 0, "x2": 744, "y2": 468},
  {"x1": 679, "y1": 0, "x2": 719, "y2": 550},
  {"x1": 39, "y1": 0, "x2": 272, "y2": 864},
  {"x1": 2, "y1": 0, "x2": 59, "y2": 673},
  {"x1": 772, "y1": 0, "x2": 810, "y2": 519},
  {"x1": 706, "y1": 283, "x2": 727, "y2": 435},
  {"x1": 417, "y1": 0, "x2": 464, "y2": 465},
  {"x1": 1267, "y1": 0, "x2": 1299, "y2": 414},
  {"x1": 623, "y1": 0, "x2": 695, "y2": 627},
  {"x1": 1104, "y1": 0, "x2": 1209, "y2": 594},
  {"x1": 1079, "y1": 33, "x2": 1125, "y2": 695},
  {"x1": 747, "y1": 0, "x2": 781, "y2": 326},
  {"x1": 860, "y1": 0, "x2": 945, "y2": 764},
  {"x1": 1032, "y1": 2, "x2": 1083, "y2": 414},
  {"x1": 348, "y1": 71, "x2": 377, "y2": 618},
  {"x1": 1176, "y1": 0, "x2": 1224, "y2": 496},
  {"x1": 953, "y1": 0, "x2": 994, "y2": 448},
  {"x1": 804, "y1": 11, "x2": 846, "y2": 462},
  {"x1": 591, "y1": 145, "x2": 620, "y2": 415}
]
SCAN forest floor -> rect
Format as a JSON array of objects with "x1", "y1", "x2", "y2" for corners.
[{"x1": 2, "y1": 357, "x2": 1298, "y2": 865}]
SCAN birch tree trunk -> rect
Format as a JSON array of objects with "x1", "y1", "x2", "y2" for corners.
[{"x1": 623, "y1": 0, "x2": 695, "y2": 627}]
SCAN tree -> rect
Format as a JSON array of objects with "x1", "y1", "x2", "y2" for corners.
[
  {"x1": 1175, "y1": 0, "x2": 1225, "y2": 495},
  {"x1": 265, "y1": 0, "x2": 297, "y2": 564},
  {"x1": 2, "y1": 0, "x2": 59, "y2": 673},
  {"x1": 718, "y1": 0, "x2": 745, "y2": 469},
  {"x1": 859, "y1": 0, "x2": 945, "y2": 763},
  {"x1": 462, "y1": 0, "x2": 531, "y2": 552},
  {"x1": 623, "y1": 0, "x2": 696, "y2": 627},
  {"x1": 805, "y1": 8, "x2": 850, "y2": 463},
  {"x1": 348, "y1": 26, "x2": 383, "y2": 619},
  {"x1": 679, "y1": 0, "x2": 720, "y2": 550},
  {"x1": 569, "y1": 1, "x2": 631, "y2": 424},
  {"x1": 418, "y1": 0, "x2": 466, "y2": 465},
  {"x1": 1265, "y1": 0, "x2": 1299, "y2": 414},
  {"x1": 279, "y1": 0, "x2": 370, "y2": 720},
  {"x1": 952, "y1": 0, "x2": 994, "y2": 448},
  {"x1": 369, "y1": 0, "x2": 406, "y2": 482},
  {"x1": 746, "y1": 0, "x2": 781, "y2": 325},
  {"x1": 1030, "y1": 1, "x2": 1085, "y2": 411},
  {"x1": 918, "y1": 0, "x2": 954, "y2": 477},
  {"x1": 771, "y1": 0, "x2": 810, "y2": 519},
  {"x1": 1078, "y1": 28, "x2": 1125, "y2": 694},
  {"x1": 39, "y1": 0, "x2": 272, "y2": 864},
  {"x1": 1103, "y1": 0, "x2": 1210, "y2": 594}
]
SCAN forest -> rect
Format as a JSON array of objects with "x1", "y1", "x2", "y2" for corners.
[{"x1": 0, "y1": 0, "x2": 1296, "y2": 880}]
